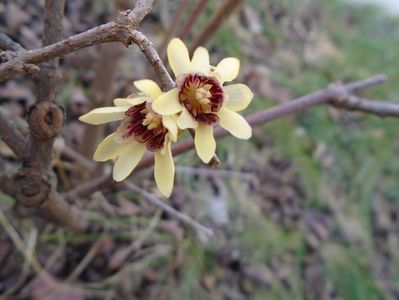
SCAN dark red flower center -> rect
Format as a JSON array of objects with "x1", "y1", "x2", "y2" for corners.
[
  {"x1": 178, "y1": 74, "x2": 224, "y2": 125},
  {"x1": 121, "y1": 102, "x2": 167, "y2": 152}
]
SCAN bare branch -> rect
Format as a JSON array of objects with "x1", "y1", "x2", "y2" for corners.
[
  {"x1": 0, "y1": 108, "x2": 26, "y2": 158},
  {"x1": 189, "y1": 0, "x2": 245, "y2": 52},
  {"x1": 178, "y1": 0, "x2": 210, "y2": 40},
  {"x1": 65, "y1": 172, "x2": 114, "y2": 202},
  {"x1": 130, "y1": 30, "x2": 175, "y2": 90},
  {"x1": 0, "y1": 33, "x2": 23, "y2": 51},
  {"x1": 159, "y1": 0, "x2": 191, "y2": 56},
  {"x1": 332, "y1": 96, "x2": 399, "y2": 117},
  {"x1": 0, "y1": 173, "x2": 16, "y2": 196},
  {"x1": 123, "y1": 181, "x2": 214, "y2": 238},
  {"x1": 0, "y1": 0, "x2": 155, "y2": 82},
  {"x1": 243, "y1": 75, "x2": 388, "y2": 128}
]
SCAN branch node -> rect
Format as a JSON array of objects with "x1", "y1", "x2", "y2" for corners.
[
  {"x1": 28, "y1": 102, "x2": 64, "y2": 140},
  {"x1": 14, "y1": 169, "x2": 51, "y2": 207}
]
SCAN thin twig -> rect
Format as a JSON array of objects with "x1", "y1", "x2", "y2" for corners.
[
  {"x1": 159, "y1": 0, "x2": 191, "y2": 56},
  {"x1": 123, "y1": 181, "x2": 214, "y2": 238},
  {"x1": 189, "y1": 0, "x2": 245, "y2": 52},
  {"x1": 243, "y1": 75, "x2": 388, "y2": 127},
  {"x1": 130, "y1": 30, "x2": 175, "y2": 90},
  {"x1": 178, "y1": 0, "x2": 210, "y2": 40},
  {"x1": 0, "y1": 33, "x2": 24, "y2": 51},
  {"x1": 108, "y1": 209, "x2": 161, "y2": 270},
  {"x1": 0, "y1": 107, "x2": 26, "y2": 158},
  {"x1": 176, "y1": 166, "x2": 254, "y2": 181},
  {"x1": 332, "y1": 95, "x2": 399, "y2": 117}
]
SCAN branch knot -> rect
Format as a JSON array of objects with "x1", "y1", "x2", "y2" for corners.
[
  {"x1": 14, "y1": 169, "x2": 52, "y2": 207},
  {"x1": 28, "y1": 102, "x2": 64, "y2": 140}
]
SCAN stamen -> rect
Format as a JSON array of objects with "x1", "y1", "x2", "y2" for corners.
[
  {"x1": 121, "y1": 103, "x2": 168, "y2": 152},
  {"x1": 178, "y1": 74, "x2": 224, "y2": 125}
]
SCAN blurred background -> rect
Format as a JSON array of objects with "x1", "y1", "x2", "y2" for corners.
[{"x1": 1, "y1": 0, "x2": 399, "y2": 299}]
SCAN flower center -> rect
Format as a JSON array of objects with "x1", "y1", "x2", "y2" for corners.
[
  {"x1": 178, "y1": 74, "x2": 224, "y2": 125},
  {"x1": 121, "y1": 102, "x2": 167, "y2": 152}
]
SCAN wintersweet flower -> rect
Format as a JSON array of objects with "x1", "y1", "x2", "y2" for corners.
[
  {"x1": 79, "y1": 80, "x2": 178, "y2": 197},
  {"x1": 152, "y1": 38, "x2": 253, "y2": 163}
]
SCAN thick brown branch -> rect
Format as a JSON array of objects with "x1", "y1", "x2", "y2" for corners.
[{"x1": 0, "y1": 0, "x2": 155, "y2": 82}]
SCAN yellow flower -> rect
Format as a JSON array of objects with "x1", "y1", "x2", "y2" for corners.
[
  {"x1": 79, "y1": 80, "x2": 178, "y2": 197},
  {"x1": 152, "y1": 38, "x2": 253, "y2": 163}
]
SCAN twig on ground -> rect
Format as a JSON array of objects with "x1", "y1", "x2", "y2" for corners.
[
  {"x1": 176, "y1": 166, "x2": 254, "y2": 181},
  {"x1": 0, "y1": 208, "x2": 109, "y2": 298},
  {"x1": 108, "y1": 209, "x2": 161, "y2": 271},
  {"x1": 123, "y1": 181, "x2": 214, "y2": 238}
]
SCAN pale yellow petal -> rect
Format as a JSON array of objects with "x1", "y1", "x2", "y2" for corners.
[
  {"x1": 112, "y1": 141, "x2": 146, "y2": 182},
  {"x1": 213, "y1": 57, "x2": 240, "y2": 83},
  {"x1": 194, "y1": 124, "x2": 216, "y2": 163},
  {"x1": 224, "y1": 84, "x2": 253, "y2": 112},
  {"x1": 167, "y1": 38, "x2": 191, "y2": 77},
  {"x1": 177, "y1": 107, "x2": 198, "y2": 129},
  {"x1": 154, "y1": 142, "x2": 175, "y2": 197},
  {"x1": 218, "y1": 107, "x2": 252, "y2": 139},
  {"x1": 162, "y1": 115, "x2": 178, "y2": 142},
  {"x1": 133, "y1": 80, "x2": 162, "y2": 98},
  {"x1": 93, "y1": 133, "x2": 122, "y2": 161},
  {"x1": 152, "y1": 88, "x2": 182, "y2": 115},
  {"x1": 113, "y1": 96, "x2": 147, "y2": 107},
  {"x1": 79, "y1": 107, "x2": 128, "y2": 125},
  {"x1": 191, "y1": 47, "x2": 210, "y2": 74}
]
